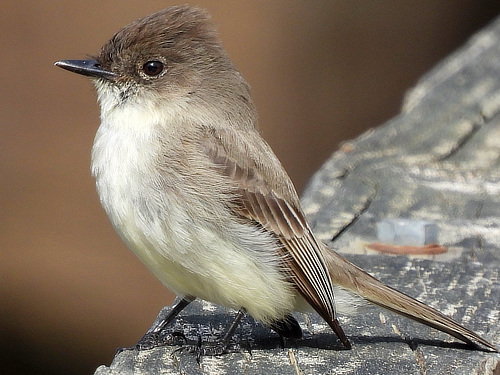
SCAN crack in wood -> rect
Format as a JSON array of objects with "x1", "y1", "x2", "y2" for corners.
[
  {"x1": 331, "y1": 180, "x2": 378, "y2": 242},
  {"x1": 414, "y1": 349, "x2": 428, "y2": 375},
  {"x1": 288, "y1": 349, "x2": 303, "y2": 375}
]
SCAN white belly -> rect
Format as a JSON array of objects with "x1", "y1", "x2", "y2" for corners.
[{"x1": 90, "y1": 117, "x2": 297, "y2": 324}]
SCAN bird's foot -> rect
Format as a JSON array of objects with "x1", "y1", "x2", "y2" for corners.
[
  {"x1": 173, "y1": 335, "x2": 245, "y2": 363},
  {"x1": 116, "y1": 331, "x2": 187, "y2": 353}
]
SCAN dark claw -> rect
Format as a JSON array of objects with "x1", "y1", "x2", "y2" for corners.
[
  {"x1": 136, "y1": 331, "x2": 161, "y2": 350},
  {"x1": 172, "y1": 335, "x2": 243, "y2": 363},
  {"x1": 131, "y1": 330, "x2": 188, "y2": 351}
]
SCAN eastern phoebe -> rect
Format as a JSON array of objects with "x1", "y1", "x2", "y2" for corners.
[{"x1": 55, "y1": 6, "x2": 497, "y2": 353}]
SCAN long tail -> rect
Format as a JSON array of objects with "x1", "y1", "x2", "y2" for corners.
[{"x1": 320, "y1": 244, "x2": 498, "y2": 352}]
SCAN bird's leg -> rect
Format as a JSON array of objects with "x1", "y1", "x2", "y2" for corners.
[
  {"x1": 151, "y1": 296, "x2": 196, "y2": 333},
  {"x1": 133, "y1": 295, "x2": 195, "y2": 350},
  {"x1": 221, "y1": 308, "x2": 246, "y2": 344},
  {"x1": 175, "y1": 308, "x2": 247, "y2": 361}
]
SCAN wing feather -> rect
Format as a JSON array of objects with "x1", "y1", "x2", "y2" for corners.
[{"x1": 200, "y1": 128, "x2": 338, "y2": 322}]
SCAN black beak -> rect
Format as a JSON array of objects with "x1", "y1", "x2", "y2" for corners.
[{"x1": 54, "y1": 59, "x2": 117, "y2": 80}]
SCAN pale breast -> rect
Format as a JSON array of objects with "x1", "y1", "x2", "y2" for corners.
[{"x1": 90, "y1": 109, "x2": 298, "y2": 324}]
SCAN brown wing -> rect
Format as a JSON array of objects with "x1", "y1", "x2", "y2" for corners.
[{"x1": 201, "y1": 127, "x2": 350, "y2": 348}]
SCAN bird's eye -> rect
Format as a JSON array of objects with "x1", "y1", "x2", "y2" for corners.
[{"x1": 142, "y1": 60, "x2": 164, "y2": 76}]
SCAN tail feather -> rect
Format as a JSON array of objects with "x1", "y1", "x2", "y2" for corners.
[{"x1": 321, "y1": 244, "x2": 498, "y2": 352}]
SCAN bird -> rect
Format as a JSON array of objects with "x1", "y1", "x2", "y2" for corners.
[{"x1": 55, "y1": 5, "x2": 497, "y2": 355}]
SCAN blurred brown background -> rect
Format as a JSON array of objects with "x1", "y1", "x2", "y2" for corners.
[{"x1": 2, "y1": 1, "x2": 500, "y2": 374}]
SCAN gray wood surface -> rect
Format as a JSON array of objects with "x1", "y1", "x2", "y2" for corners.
[{"x1": 95, "y1": 15, "x2": 500, "y2": 375}]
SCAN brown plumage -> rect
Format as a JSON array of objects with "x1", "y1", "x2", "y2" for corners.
[{"x1": 55, "y1": 5, "x2": 498, "y2": 353}]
